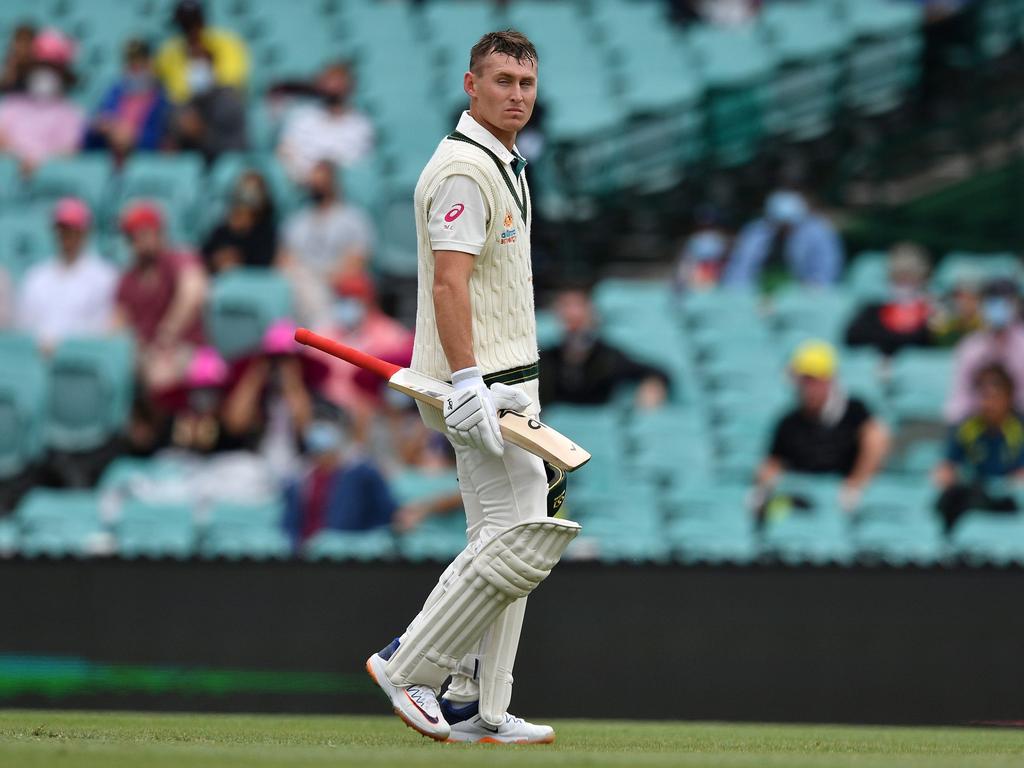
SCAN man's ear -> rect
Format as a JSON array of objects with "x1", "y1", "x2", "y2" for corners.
[{"x1": 464, "y1": 70, "x2": 475, "y2": 99}]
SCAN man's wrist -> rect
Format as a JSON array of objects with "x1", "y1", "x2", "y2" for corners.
[{"x1": 451, "y1": 365, "x2": 484, "y2": 391}]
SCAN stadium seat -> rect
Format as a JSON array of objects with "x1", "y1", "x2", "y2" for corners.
[
  {"x1": 844, "y1": 251, "x2": 890, "y2": 302},
  {"x1": 304, "y1": 528, "x2": 397, "y2": 561},
  {"x1": 16, "y1": 489, "x2": 109, "y2": 558},
  {"x1": 46, "y1": 335, "x2": 135, "y2": 452},
  {"x1": 0, "y1": 206, "x2": 57, "y2": 284},
  {"x1": 116, "y1": 500, "x2": 196, "y2": 559},
  {"x1": 111, "y1": 154, "x2": 204, "y2": 239},
  {"x1": 206, "y1": 268, "x2": 293, "y2": 359},
  {"x1": 931, "y1": 252, "x2": 1022, "y2": 294},
  {"x1": 951, "y1": 511, "x2": 1024, "y2": 566},
  {"x1": 887, "y1": 349, "x2": 954, "y2": 423},
  {"x1": 29, "y1": 155, "x2": 113, "y2": 214},
  {"x1": 760, "y1": 2, "x2": 847, "y2": 140},
  {"x1": 200, "y1": 527, "x2": 292, "y2": 560},
  {"x1": 852, "y1": 514, "x2": 945, "y2": 566},
  {"x1": 0, "y1": 334, "x2": 47, "y2": 480}
]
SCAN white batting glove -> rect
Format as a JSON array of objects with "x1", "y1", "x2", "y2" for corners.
[
  {"x1": 490, "y1": 382, "x2": 532, "y2": 414},
  {"x1": 444, "y1": 367, "x2": 504, "y2": 456}
]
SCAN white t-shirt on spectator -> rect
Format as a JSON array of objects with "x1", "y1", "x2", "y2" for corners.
[
  {"x1": 16, "y1": 250, "x2": 118, "y2": 347},
  {"x1": 282, "y1": 202, "x2": 376, "y2": 279},
  {"x1": 279, "y1": 104, "x2": 375, "y2": 180}
]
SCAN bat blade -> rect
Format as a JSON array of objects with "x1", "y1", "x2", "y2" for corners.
[{"x1": 388, "y1": 369, "x2": 591, "y2": 472}]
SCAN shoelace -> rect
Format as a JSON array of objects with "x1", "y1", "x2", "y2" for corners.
[{"x1": 407, "y1": 686, "x2": 435, "y2": 711}]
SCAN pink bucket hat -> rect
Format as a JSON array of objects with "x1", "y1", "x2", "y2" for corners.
[{"x1": 262, "y1": 319, "x2": 300, "y2": 355}]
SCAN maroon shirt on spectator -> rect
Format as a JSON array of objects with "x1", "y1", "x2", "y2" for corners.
[{"x1": 115, "y1": 249, "x2": 204, "y2": 344}]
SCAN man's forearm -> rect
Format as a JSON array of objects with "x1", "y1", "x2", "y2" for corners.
[
  {"x1": 848, "y1": 421, "x2": 890, "y2": 486},
  {"x1": 433, "y1": 279, "x2": 476, "y2": 372}
]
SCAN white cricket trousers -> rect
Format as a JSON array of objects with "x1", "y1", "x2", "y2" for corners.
[{"x1": 407, "y1": 378, "x2": 547, "y2": 702}]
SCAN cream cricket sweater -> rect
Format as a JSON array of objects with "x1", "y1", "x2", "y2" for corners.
[{"x1": 411, "y1": 131, "x2": 538, "y2": 382}]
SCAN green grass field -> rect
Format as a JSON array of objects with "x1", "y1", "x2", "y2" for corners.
[{"x1": 1, "y1": 711, "x2": 1023, "y2": 768}]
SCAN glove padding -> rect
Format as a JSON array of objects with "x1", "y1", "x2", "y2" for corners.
[{"x1": 443, "y1": 382, "x2": 533, "y2": 457}]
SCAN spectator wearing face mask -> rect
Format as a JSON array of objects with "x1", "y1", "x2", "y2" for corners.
[
  {"x1": 929, "y1": 274, "x2": 984, "y2": 347},
  {"x1": 282, "y1": 416, "x2": 398, "y2": 549},
  {"x1": 945, "y1": 279, "x2": 1024, "y2": 423},
  {"x1": 845, "y1": 242, "x2": 933, "y2": 356},
  {"x1": 674, "y1": 206, "x2": 730, "y2": 293},
  {"x1": 317, "y1": 272, "x2": 412, "y2": 437},
  {"x1": 154, "y1": 0, "x2": 248, "y2": 104},
  {"x1": 201, "y1": 170, "x2": 278, "y2": 273},
  {"x1": 84, "y1": 39, "x2": 170, "y2": 160},
  {"x1": 0, "y1": 28, "x2": 85, "y2": 176},
  {"x1": 277, "y1": 159, "x2": 376, "y2": 326},
  {"x1": 16, "y1": 198, "x2": 117, "y2": 352},
  {"x1": 113, "y1": 201, "x2": 208, "y2": 392},
  {"x1": 278, "y1": 60, "x2": 375, "y2": 183},
  {"x1": 0, "y1": 24, "x2": 36, "y2": 94},
  {"x1": 539, "y1": 287, "x2": 670, "y2": 409},
  {"x1": 167, "y1": 46, "x2": 248, "y2": 162},
  {"x1": 723, "y1": 188, "x2": 844, "y2": 290}
]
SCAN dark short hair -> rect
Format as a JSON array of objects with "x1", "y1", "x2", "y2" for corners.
[
  {"x1": 469, "y1": 29, "x2": 538, "y2": 74},
  {"x1": 974, "y1": 363, "x2": 1015, "y2": 396}
]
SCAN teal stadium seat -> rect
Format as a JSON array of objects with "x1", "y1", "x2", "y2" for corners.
[
  {"x1": 931, "y1": 252, "x2": 1022, "y2": 294},
  {"x1": 206, "y1": 268, "x2": 293, "y2": 359},
  {"x1": 46, "y1": 335, "x2": 135, "y2": 452},
  {"x1": 845, "y1": 251, "x2": 889, "y2": 302},
  {"x1": 16, "y1": 489, "x2": 108, "y2": 558},
  {"x1": 116, "y1": 500, "x2": 196, "y2": 559},
  {"x1": 838, "y1": 0, "x2": 923, "y2": 115},
  {"x1": 29, "y1": 155, "x2": 113, "y2": 215},
  {"x1": 887, "y1": 348, "x2": 954, "y2": 423},
  {"x1": 112, "y1": 154, "x2": 204, "y2": 239},
  {"x1": 0, "y1": 335, "x2": 47, "y2": 480},
  {"x1": 0, "y1": 206, "x2": 56, "y2": 284},
  {"x1": 951, "y1": 511, "x2": 1024, "y2": 566},
  {"x1": 200, "y1": 499, "x2": 290, "y2": 560},
  {"x1": 760, "y1": 1, "x2": 848, "y2": 141},
  {"x1": 663, "y1": 484, "x2": 758, "y2": 564},
  {"x1": 305, "y1": 528, "x2": 397, "y2": 561}
]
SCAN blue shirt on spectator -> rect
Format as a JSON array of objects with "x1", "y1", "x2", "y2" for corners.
[
  {"x1": 282, "y1": 458, "x2": 397, "y2": 547},
  {"x1": 84, "y1": 79, "x2": 170, "y2": 152},
  {"x1": 723, "y1": 215, "x2": 844, "y2": 288},
  {"x1": 946, "y1": 413, "x2": 1024, "y2": 481}
]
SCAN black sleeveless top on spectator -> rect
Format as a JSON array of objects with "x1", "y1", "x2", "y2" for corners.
[{"x1": 769, "y1": 398, "x2": 872, "y2": 476}]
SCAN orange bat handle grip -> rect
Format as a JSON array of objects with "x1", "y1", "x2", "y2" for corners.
[{"x1": 294, "y1": 328, "x2": 402, "y2": 380}]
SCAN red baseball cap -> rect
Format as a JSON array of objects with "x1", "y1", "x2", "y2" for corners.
[
  {"x1": 120, "y1": 201, "x2": 164, "y2": 235},
  {"x1": 53, "y1": 197, "x2": 91, "y2": 229}
]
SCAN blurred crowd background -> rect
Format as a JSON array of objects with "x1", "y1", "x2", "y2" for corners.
[{"x1": 1, "y1": 0, "x2": 1023, "y2": 566}]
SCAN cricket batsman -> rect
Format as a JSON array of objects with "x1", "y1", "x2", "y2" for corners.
[{"x1": 365, "y1": 30, "x2": 580, "y2": 744}]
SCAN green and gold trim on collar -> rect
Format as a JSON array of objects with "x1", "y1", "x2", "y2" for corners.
[{"x1": 446, "y1": 130, "x2": 528, "y2": 222}]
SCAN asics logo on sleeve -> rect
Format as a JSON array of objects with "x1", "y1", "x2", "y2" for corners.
[{"x1": 444, "y1": 203, "x2": 465, "y2": 222}]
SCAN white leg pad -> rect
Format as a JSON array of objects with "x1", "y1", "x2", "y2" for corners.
[
  {"x1": 477, "y1": 596, "x2": 527, "y2": 726},
  {"x1": 384, "y1": 518, "x2": 580, "y2": 689}
]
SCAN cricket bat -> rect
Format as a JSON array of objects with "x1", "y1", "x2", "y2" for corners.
[{"x1": 294, "y1": 328, "x2": 590, "y2": 472}]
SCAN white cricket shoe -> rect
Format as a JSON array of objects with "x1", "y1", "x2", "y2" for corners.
[
  {"x1": 365, "y1": 651, "x2": 450, "y2": 742},
  {"x1": 447, "y1": 712, "x2": 555, "y2": 744}
]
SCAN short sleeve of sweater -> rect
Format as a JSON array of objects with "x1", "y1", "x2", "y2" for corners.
[{"x1": 427, "y1": 174, "x2": 489, "y2": 255}]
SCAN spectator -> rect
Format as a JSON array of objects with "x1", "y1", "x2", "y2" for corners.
[
  {"x1": 934, "y1": 363, "x2": 1024, "y2": 531},
  {"x1": 317, "y1": 272, "x2": 412, "y2": 437},
  {"x1": 222, "y1": 320, "x2": 327, "y2": 477},
  {"x1": 155, "y1": 345, "x2": 233, "y2": 454},
  {"x1": 278, "y1": 60, "x2": 375, "y2": 183},
  {"x1": 539, "y1": 288, "x2": 670, "y2": 408},
  {"x1": 154, "y1": 0, "x2": 248, "y2": 104},
  {"x1": 0, "y1": 264, "x2": 13, "y2": 328},
  {"x1": 0, "y1": 28, "x2": 85, "y2": 175},
  {"x1": 944, "y1": 279, "x2": 1024, "y2": 423},
  {"x1": 201, "y1": 170, "x2": 277, "y2": 273},
  {"x1": 167, "y1": 46, "x2": 248, "y2": 162},
  {"x1": 723, "y1": 188, "x2": 844, "y2": 290},
  {"x1": 754, "y1": 340, "x2": 890, "y2": 512},
  {"x1": 0, "y1": 24, "x2": 35, "y2": 94},
  {"x1": 84, "y1": 39, "x2": 171, "y2": 160},
  {"x1": 113, "y1": 201, "x2": 207, "y2": 391},
  {"x1": 929, "y1": 275, "x2": 984, "y2": 347},
  {"x1": 16, "y1": 198, "x2": 117, "y2": 351},
  {"x1": 845, "y1": 242, "x2": 933, "y2": 355},
  {"x1": 674, "y1": 206, "x2": 729, "y2": 293},
  {"x1": 282, "y1": 417, "x2": 397, "y2": 548},
  {"x1": 278, "y1": 160, "x2": 376, "y2": 326}
]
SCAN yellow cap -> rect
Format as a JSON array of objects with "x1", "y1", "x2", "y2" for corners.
[{"x1": 790, "y1": 340, "x2": 837, "y2": 379}]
